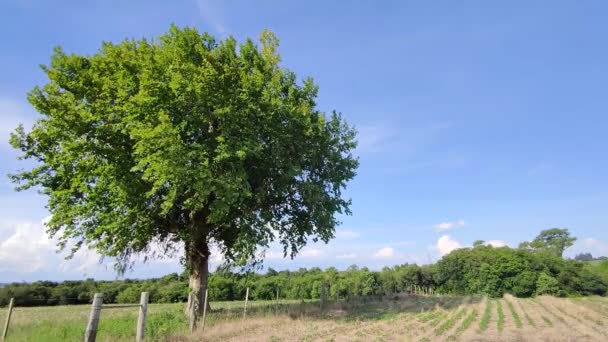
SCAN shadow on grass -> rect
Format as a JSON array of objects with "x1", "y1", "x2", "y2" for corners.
[{"x1": 207, "y1": 294, "x2": 480, "y2": 323}]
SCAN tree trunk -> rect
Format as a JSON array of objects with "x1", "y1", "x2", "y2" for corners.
[{"x1": 185, "y1": 239, "x2": 211, "y2": 329}]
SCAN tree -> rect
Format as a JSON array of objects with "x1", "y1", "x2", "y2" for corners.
[
  {"x1": 520, "y1": 228, "x2": 576, "y2": 257},
  {"x1": 473, "y1": 240, "x2": 485, "y2": 247},
  {"x1": 535, "y1": 273, "x2": 560, "y2": 296},
  {"x1": 574, "y1": 253, "x2": 593, "y2": 261},
  {"x1": 9, "y1": 26, "x2": 358, "y2": 322}
]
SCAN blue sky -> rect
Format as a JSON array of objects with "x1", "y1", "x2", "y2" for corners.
[{"x1": 2, "y1": 0, "x2": 608, "y2": 282}]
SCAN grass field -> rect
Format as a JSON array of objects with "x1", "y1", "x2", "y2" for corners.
[{"x1": 1, "y1": 295, "x2": 607, "y2": 341}]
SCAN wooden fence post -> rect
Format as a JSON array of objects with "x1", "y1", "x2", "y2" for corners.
[
  {"x1": 243, "y1": 287, "x2": 249, "y2": 319},
  {"x1": 84, "y1": 293, "x2": 103, "y2": 342},
  {"x1": 201, "y1": 289, "x2": 209, "y2": 332},
  {"x1": 2, "y1": 298, "x2": 14, "y2": 342},
  {"x1": 136, "y1": 292, "x2": 149, "y2": 342}
]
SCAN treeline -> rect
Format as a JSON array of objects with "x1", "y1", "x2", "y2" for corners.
[
  {"x1": 436, "y1": 245, "x2": 608, "y2": 298},
  {"x1": 1, "y1": 255, "x2": 607, "y2": 307},
  {"x1": 0, "y1": 264, "x2": 434, "y2": 307},
  {"x1": 2, "y1": 229, "x2": 607, "y2": 307}
]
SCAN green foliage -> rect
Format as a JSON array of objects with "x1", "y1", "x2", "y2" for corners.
[
  {"x1": 519, "y1": 228, "x2": 576, "y2": 257},
  {"x1": 9, "y1": 25, "x2": 358, "y2": 285},
  {"x1": 0, "y1": 264, "x2": 437, "y2": 307},
  {"x1": 535, "y1": 273, "x2": 560, "y2": 296},
  {"x1": 435, "y1": 244, "x2": 607, "y2": 298}
]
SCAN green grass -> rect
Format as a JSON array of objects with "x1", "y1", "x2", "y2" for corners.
[
  {"x1": 506, "y1": 299, "x2": 522, "y2": 328},
  {"x1": 478, "y1": 299, "x2": 493, "y2": 333},
  {"x1": 457, "y1": 307, "x2": 478, "y2": 333},
  {"x1": 0, "y1": 300, "x2": 288, "y2": 342},
  {"x1": 434, "y1": 308, "x2": 467, "y2": 335},
  {"x1": 496, "y1": 300, "x2": 505, "y2": 332}
]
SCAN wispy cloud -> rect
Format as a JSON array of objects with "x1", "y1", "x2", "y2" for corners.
[
  {"x1": 301, "y1": 248, "x2": 323, "y2": 258},
  {"x1": 335, "y1": 229, "x2": 361, "y2": 239},
  {"x1": 434, "y1": 220, "x2": 465, "y2": 232},
  {"x1": 195, "y1": 0, "x2": 228, "y2": 36},
  {"x1": 336, "y1": 253, "x2": 357, "y2": 259},
  {"x1": 373, "y1": 247, "x2": 396, "y2": 258}
]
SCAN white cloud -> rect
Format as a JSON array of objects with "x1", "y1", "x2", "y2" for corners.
[
  {"x1": 336, "y1": 253, "x2": 357, "y2": 259},
  {"x1": 0, "y1": 217, "x2": 186, "y2": 281},
  {"x1": 436, "y1": 235, "x2": 462, "y2": 256},
  {"x1": 434, "y1": 220, "x2": 465, "y2": 232},
  {"x1": 301, "y1": 248, "x2": 323, "y2": 258},
  {"x1": 373, "y1": 247, "x2": 396, "y2": 258},
  {"x1": 357, "y1": 123, "x2": 399, "y2": 154},
  {"x1": 487, "y1": 240, "x2": 509, "y2": 248},
  {"x1": 335, "y1": 229, "x2": 361, "y2": 239}
]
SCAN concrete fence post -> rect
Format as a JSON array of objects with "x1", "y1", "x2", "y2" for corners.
[
  {"x1": 201, "y1": 289, "x2": 209, "y2": 332},
  {"x1": 187, "y1": 292, "x2": 196, "y2": 333},
  {"x1": 136, "y1": 292, "x2": 149, "y2": 342},
  {"x1": 243, "y1": 287, "x2": 249, "y2": 319},
  {"x1": 84, "y1": 293, "x2": 103, "y2": 342},
  {"x1": 2, "y1": 298, "x2": 14, "y2": 342}
]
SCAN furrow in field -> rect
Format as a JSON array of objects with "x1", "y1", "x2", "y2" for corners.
[
  {"x1": 415, "y1": 296, "x2": 472, "y2": 342},
  {"x1": 571, "y1": 297, "x2": 608, "y2": 317},
  {"x1": 503, "y1": 295, "x2": 523, "y2": 329},
  {"x1": 540, "y1": 296, "x2": 607, "y2": 337},
  {"x1": 532, "y1": 297, "x2": 602, "y2": 341},
  {"x1": 513, "y1": 297, "x2": 535, "y2": 327}
]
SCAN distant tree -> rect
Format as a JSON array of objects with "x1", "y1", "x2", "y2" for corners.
[
  {"x1": 473, "y1": 240, "x2": 485, "y2": 247},
  {"x1": 519, "y1": 228, "x2": 576, "y2": 257},
  {"x1": 574, "y1": 253, "x2": 594, "y2": 261},
  {"x1": 9, "y1": 26, "x2": 358, "y2": 321}
]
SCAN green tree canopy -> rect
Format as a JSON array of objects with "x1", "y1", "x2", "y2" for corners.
[
  {"x1": 9, "y1": 25, "x2": 358, "y2": 320},
  {"x1": 519, "y1": 228, "x2": 576, "y2": 257}
]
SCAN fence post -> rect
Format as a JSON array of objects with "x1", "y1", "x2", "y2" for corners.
[
  {"x1": 84, "y1": 293, "x2": 103, "y2": 342},
  {"x1": 275, "y1": 289, "x2": 280, "y2": 315},
  {"x1": 243, "y1": 287, "x2": 249, "y2": 319},
  {"x1": 187, "y1": 292, "x2": 197, "y2": 333},
  {"x1": 2, "y1": 298, "x2": 14, "y2": 342},
  {"x1": 201, "y1": 289, "x2": 209, "y2": 332},
  {"x1": 136, "y1": 292, "x2": 149, "y2": 342}
]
